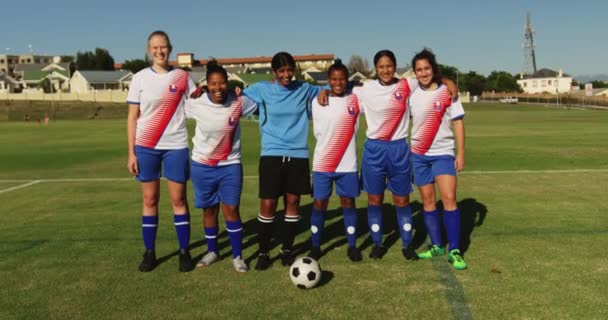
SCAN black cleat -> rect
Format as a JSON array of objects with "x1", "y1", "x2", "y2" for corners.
[
  {"x1": 254, "y1": 252, "x2": 271, "y2": 271},
  {"x1": 179, "y1": 249, "x2": 194, "y2": 272},
  {"x1": 308, "y1": 247, "x2": 322, "y2": 261},
  {"x1": 402, "y1": 246, "x2": 419, "y2": 261},
  {"x1": 369, "y1": 244, "x2": 387, "y2": 259},
  {"x1": 138, "y1": 250, "x2": 157, "y2": 272},
  {"x1": 278, "y1": 248, "x2": 296, "y2": 266},
  {"x1": 347, "y1": 246, "x2": 363, "y2": 262}
]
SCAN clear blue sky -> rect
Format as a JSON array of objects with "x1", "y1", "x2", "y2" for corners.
[{"x1": 1, "y1": 0, "x2": 606, "y2": 77}]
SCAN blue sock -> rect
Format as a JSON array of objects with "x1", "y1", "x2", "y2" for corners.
[
  {"x1": 396, "y1": 206, "x2": 413, "y2": 248},
  {"x1": 367, "y1": 205, "x2": 383, "y2": 245},
  {"x1": 443, "y1": 209, "x2": 461, "y2": 251},
  {"x1": 142, "y1": 215, "x2": 158, "y2": 251},
  {"x1": 342, "y1": 207, "x2": 358, "y2": 247},
  {"x1": 204, "y1": 226, "x2": 219, "y2": 253},
  {"x1": 174, "y1": 213, "x2": 190, "y2": 251},
  {"x1": 226, "y1": 220, "x2": 243, "y2": 258},
  {"x1": 423, "y1": 209, "x2": 442, "y2": 247},
  {"x1": 310, "y1": 208, "x2": 325, "y2": 248}
]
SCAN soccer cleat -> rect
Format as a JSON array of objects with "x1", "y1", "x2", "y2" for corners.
[
  {"x1": 179, "y1": 249, "x2": 194, "y2": 272},
  {"x1": 347, "y1": 246, "x2": 362, "y2": 262},
  {"x1": 232, "y1": 256, "x2": 249, "y2": 273},
  {"x1": 417, "y1": 245, "x2": 446, "y2": 259},
  {"x1": 448, "y1": 249, "x2": 468, "y2": 270},
  {"x1": 138, "y1": 250, "x2": 157, "y2": 272},
  {"x1": 254, "y1": 252, "x2": 271, "y2": 271},
  {"x1": 278, "y1": 248, "x2": 295, "y2": 266},
  {"x1": 368, "y1": 244, "x2": 387, "y2": 259},
  {"x1": 308, "y1": 247, "x2": 322, "y2": 260},
  {"x1": 402, "y1": 246, "x2": 420, "y2": 261},
  {"x1": 196, "y1": 251, "x2": 219, "y2": 268}
]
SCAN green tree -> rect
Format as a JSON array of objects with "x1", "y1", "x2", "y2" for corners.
[
  {"x1": 590, "y1": 80, "x2": 608, "y2": 89},
  {"x1": 461, "y1": 71, "x2": 486, "y2": 96},
  {"x1": 439, "y1": 64, "x2": 460, "y2": 81},
  {"x1": 76, "y1": 48, "x2": 115, "y2": 70},
  {"x1": 121, "y1": 59, "x2": 149, "y2": 73},
  {"x1": 486, "y1": 71, "x2": 522, "y2": 93}
]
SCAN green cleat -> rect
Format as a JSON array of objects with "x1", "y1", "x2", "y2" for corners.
[
  {"x1": 448, "y1": 249, "x2": 468, "y2": 270},
  {"x1": 417, "y1": 245, "x2": 446, "y2": 259}
]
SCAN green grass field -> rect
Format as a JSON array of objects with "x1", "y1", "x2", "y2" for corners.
[{"x1": 1, "y1": 103, "x2": 607, "y2": 319}]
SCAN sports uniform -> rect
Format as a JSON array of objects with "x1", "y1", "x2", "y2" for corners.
[
  {"x1": 409, "y1": 83, "x2": 466, "y2": 269},
  {"x1": 310, "y1": 93, "x2": 361, "y2": 254},
  {"x1": 352, "y1": 78, "x2": 419, "y2": 255},
  {"x1": 243, "y1": 80, "x2": 322, "y2": 267},
  {"x1": 185, "y1": 91, "x2": 257, "y2": 267},
  {"x1": 127, "y1": 66, "x2": 196, "y2": 271}
]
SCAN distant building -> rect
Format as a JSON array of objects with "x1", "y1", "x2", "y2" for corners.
[
  {"x1": 0, "y1": 54, "x2": 61, "y2": 75},
  {"x1": 69, "y1": 70, "x2": 132, "y2": 93},
  {"x1": 517, "y1": 68, "x2": 572, "y2": 94},
  {"x1": 0, "y1": 71, "x2": 19, "y2": 92}
]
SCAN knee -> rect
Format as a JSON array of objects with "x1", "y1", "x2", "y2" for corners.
[
  {"x1": 223, "y1": 206, "x2": 240, "y2": 221},
  {"x1": 442, "y1": 194, "x2": 457, "y2": 210},
  {"x1": 340, "y1": 197, "x2": 354, "y2": 208},
  {"x1": 169, "y1": 194, "x2": 187, "y2": 208},
  {"x1": 368, "y1": 195, "x2": 383, "y2": 206},
  {"x1": 392, "y1": 195, "x2": 409, "y2": 207},
  {"x1": 142, "y1": 193, "x2": 159, "y2": 209}
]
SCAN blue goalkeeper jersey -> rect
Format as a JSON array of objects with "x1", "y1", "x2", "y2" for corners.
[{"x1": 244, "y1": 80, "x2": 322, "y2": 158}]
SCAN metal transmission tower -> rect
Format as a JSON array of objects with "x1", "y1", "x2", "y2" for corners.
[{"x1": 522, "y1": 12, "x2": 537, "y2": 76}]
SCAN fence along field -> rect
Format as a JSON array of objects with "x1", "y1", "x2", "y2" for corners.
[{"x1": 0, "y1": 103, "x2": 607, "y2": 319}]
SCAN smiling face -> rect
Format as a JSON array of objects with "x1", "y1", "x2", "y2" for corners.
[
  {"x1": 328, "y1": 69, "x2": 348, "y2": 96},
  {"x1": 147, "y1": 35, "x2": 171, "y2": 68},
  {"x1": 414, "y1": 58, "x2": 435, "y2": 89},
  {"x1": 206, "y1": 72, "x2": 228, "y2": 104},
  {"x1": 375, "y1": 56, "x2": 396, "y2": 85},
  {"x1": 272, "y1": 65, "x2": 295, "y2": 87}
]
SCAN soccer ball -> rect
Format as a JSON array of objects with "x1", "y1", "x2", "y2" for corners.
[{"x1": 289, "y1": 257, "x2": 321, "y2": 289}]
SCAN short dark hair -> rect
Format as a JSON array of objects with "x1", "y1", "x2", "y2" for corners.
[
  {"x1": 412, "y1": 48, "x2": 442, "y2": 85},
  {"x1": 206, "y1": 60, "x2": 228, "y2": 82},
  {"x1": 327, "y1": 59, "x2": 349, "y2": 78},
  {"x1": 271, "y1": 52, "x2": 296, "y2": 70},
  {"x1": 373, "y1": 49, "x2": 396, "y2": 67}
]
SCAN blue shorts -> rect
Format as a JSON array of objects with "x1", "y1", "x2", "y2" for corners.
[
  {"x1": 361, "y1": 138, "x2": 413, "y2": 196},
  {"x1": 312, "y1": 171, "x2": 360, "y2": 200},
  {"x1": 134, "y1": 146, "x2": 190, "y2": 183},
  {"x1": 412, "y1": 154, "x2": 456, "y2": 187},
  {"x1": 191, "y1": 162, "x2": 243, "y2": 208}
]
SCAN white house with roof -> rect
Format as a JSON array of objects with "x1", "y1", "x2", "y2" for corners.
[
  {"x1": 517, "y1": 68, "x2": 572, "y2": 94},
  {"x1": 69, "y1": 70, "x2": 132, "y2": 93},
  {"x1": 0, "y1": 71, "x2": 19, "y2": 92}
]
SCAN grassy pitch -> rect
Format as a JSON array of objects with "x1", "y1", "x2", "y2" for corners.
[{"x1": 1, "y1": 103, "x2": 607, "y2": 319}]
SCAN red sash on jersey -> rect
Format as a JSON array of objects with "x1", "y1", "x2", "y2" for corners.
[
  {"x1": 198, "y1": 97, "x2": 243, "y2": 166},
  {"x1": 375, "y1": 79, "x2": 412, "y2": 141},
  {"x1": 412, "y1": 87, "x2": 452, "y2": 155}
]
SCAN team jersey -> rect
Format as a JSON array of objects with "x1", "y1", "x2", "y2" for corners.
[
  {"x1": 409, "y1": 84, "x2": 465, "y2": 156},
  {"x1": 127, "y1": 67, "x2": 195, "y2": 149},
  {"x1": 185, "y1": 93, "x2": 257, "y2": 166},
  {"x1": 312, "y1": 93, "x2": 360, "y2": 173},
  {"x1": 244, "y1": 81, "x2": 322, "y2": 158},
  {"x1": 353, "y1": 78, "x2": 419, "y2": 141}
]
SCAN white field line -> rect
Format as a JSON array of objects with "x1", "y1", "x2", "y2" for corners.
[
  {"x1": 0, "y1": 168, "x2": 607, "y2": 184},
  {"x1": 0, "y1": 180, "x2": 41, "y2": 194}
]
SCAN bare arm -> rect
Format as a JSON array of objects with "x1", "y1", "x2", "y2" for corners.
[
  {"x1": 452, "y1": 118, "x2": 465, "y2": 171},
  {"x1": 441, "y1": 78, "x2": 459, "y2": 100},
  {"x1": 127, "y1": 104, "x2": 140, "y2": 175}
]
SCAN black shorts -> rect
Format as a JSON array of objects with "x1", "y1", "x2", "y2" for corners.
[{"x1": 258, "y1": 156, "x2": 311, "y2": 199}]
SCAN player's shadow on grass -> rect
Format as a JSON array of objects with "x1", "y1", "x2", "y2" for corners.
[{"x1": 458, "y1": 198, "x2": 487, "y2": 255}]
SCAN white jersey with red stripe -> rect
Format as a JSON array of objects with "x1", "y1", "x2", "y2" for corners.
[
  {"x1": 185, "y1": 93, "x2": 257, "y2": 166},
  {"x1": 127, "y1": 67, "x2": 195, "y2": 149},
  {"x1": 410, "y1": 84, "x2": 465, "y2": 156},
  {"x1": 353, "y1": 78, "x2": 418, "y2": 141},
  {"x1": 312, "y1": 93, "x2": 360, "y2": 173}
]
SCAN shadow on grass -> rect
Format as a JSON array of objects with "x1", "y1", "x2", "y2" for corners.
[{"x1": 155, "y1": 197, "x2": 486, "y2": 268}]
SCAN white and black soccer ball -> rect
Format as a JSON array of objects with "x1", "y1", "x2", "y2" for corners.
[{"x1": 289, "y1": 257, "x2": 321, "y2": 289}]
